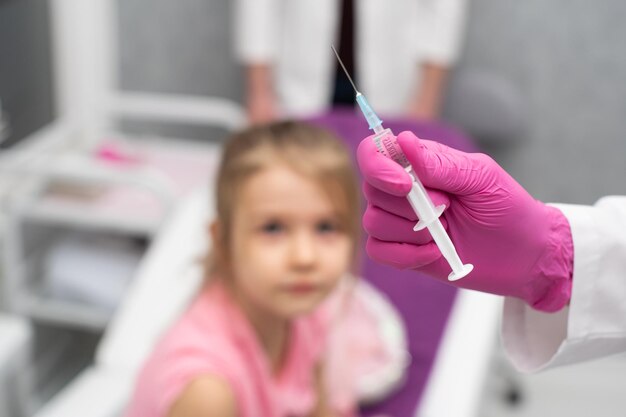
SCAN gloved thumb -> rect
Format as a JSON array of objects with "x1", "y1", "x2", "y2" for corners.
[
  {"x1": 396, "y1": 131, "x2": 485, "y2": 196},
  {"x1": 357, "y1": 135, "x2": 413, "y2": 196}
]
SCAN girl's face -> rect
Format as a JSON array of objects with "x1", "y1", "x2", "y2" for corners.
[{"x1": 228, "y1": 164, "x2": 352, "y2": 319}]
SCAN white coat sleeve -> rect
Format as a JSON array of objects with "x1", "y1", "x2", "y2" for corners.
[
  {"x1": 414, "y1": 0, "x2": 468, "y2": 64},
  {"x1": 232, "y1": 0, "x2": 281, "y2": 63},
  {"x1": 501, "y1": 196, "x2": 626, "y2": 372}
]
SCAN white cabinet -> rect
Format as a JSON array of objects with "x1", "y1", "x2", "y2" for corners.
[{"x1": 1, "y1": 137, "x2": 221, "y2": 331}]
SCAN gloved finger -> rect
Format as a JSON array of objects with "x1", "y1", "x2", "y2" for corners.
[
  {"x1": 363, "y1": 182, "x2": 451, "y2": 221},
  {"x1": 365, "y1": 238, "x2": 442, "y2": 270},
  {"x1": 363, "y1": 183, "x2": 417, "y2": 220},
  {"x1": 396, "y1": 131, "x2": 489, "y2": 196},
  {"x1": 363, "y1": 204, "x2": 447, "y2": 245},
  {"x1": 357, "y1": 135, "x2": 412, "y2": 196}
]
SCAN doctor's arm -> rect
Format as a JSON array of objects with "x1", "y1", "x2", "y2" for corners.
[
  {"x1": 503, "y1": 196, "x2": 626, "y2": 372},
  {"x1": 244, "y1": 64, "x2": 278, "y2": 124},
  {"x1": 232, "y1": 0, "x2": 280, "y2": 124},
  {"x1": 410, "y1": 0, "x2": 468, "y2": 120},
  {"x1": 407, "y1": 62, "x2": 449, "y2": 121}
]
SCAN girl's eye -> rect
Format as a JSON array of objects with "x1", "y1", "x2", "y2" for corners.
[
  {"x1": 316, "y1": 220, "x2": 340, "y2": 234},
  {"x1": 261, "y1": 221, "x2": 284, "y2": 234}
]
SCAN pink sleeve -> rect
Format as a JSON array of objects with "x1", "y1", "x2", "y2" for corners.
[
  {"x1": 158, "y1": 350, "x2": 223, "y2": 415},
  {"x1": 126, "y1": 343, "x2": 241, "y2": 417}
]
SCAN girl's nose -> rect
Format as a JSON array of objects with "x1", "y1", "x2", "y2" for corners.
[{"x1": 289, "y1": 231, "x2": 317, "y2": 268}]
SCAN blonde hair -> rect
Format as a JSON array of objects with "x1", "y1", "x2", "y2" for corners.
[{"x1": 207, "y1": 120, "x2": 361, "y2": 278}]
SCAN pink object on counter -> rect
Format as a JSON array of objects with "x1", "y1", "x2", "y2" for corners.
[{"x1": 95, "y1": 142, "x2": 142, "y2": 165}]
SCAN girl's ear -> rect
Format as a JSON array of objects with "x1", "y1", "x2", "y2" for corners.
[
  {"x1": 209, "y1": 220, "x2": 220, "y2": 244},
  {"x1": 209, "y1": 220, "x2": 224, "y2": 256},
  {"x1": 208, "y1": 220, "x2": 227, "y2": 276}
]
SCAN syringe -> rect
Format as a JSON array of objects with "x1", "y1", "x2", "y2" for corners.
[{"x1": 332, "y1": 46, "x2": 472, "y2": 280}]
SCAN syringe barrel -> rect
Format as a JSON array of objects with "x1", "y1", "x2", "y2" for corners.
[
  {"x1": 372, "y1": 128, "x2": 411, "y2": 168},
  {"x1": 406, "y1": 178, "x2": 439, "y2": 224},
  {"x1": 373, "y1": 129, "x2": 438, "y2": 220}
]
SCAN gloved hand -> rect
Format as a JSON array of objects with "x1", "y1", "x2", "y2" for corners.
[{"x1": 357, "y1": 131, "x2": 574, "y2": 312}]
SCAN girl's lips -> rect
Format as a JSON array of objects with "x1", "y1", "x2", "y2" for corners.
[{"x1": 284, "y1": 283, "x2": 318, "y2": 294}]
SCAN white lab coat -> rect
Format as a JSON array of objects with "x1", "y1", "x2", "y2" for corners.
[
  {"x1": 233, "y1": 0, "x2": 467, "y2": 116},
  {"x1": 502, "y1": 196, "x2": 626, "y2": 372}
]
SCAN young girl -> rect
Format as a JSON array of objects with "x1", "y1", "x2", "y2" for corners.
[{"x1": 125, "y1": 121, "x2": 362, "y2": 417}]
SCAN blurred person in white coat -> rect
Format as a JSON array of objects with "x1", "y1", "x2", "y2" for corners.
[{"x1": 233, "y1": 0, "x2": 467, "y2": 124}]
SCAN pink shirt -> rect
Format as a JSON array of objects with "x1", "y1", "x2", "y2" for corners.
[{"x1": 125, "y1": 283, "x2": 328, "y2": 417}]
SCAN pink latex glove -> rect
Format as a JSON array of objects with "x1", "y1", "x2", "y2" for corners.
[{"x1": 357, "y1": 131, "x2": 574, "y2": 312}]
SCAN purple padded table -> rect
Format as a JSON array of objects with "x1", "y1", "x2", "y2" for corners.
[{"x1": 307, "y1": 109, "x2": 479, "y2": 417}]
